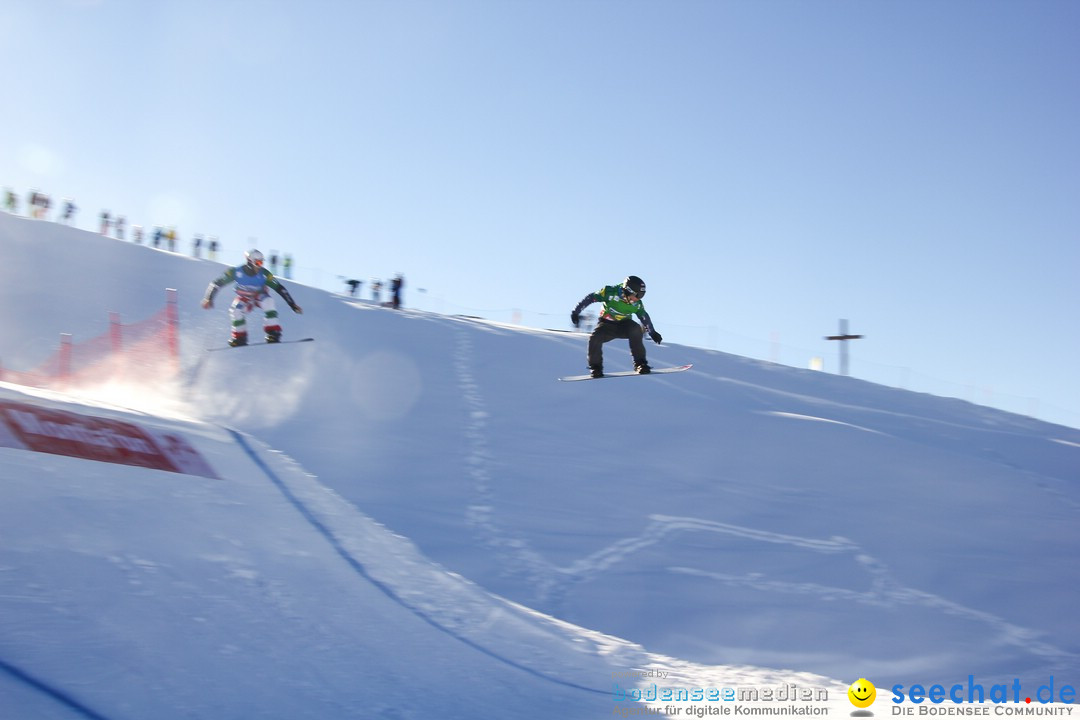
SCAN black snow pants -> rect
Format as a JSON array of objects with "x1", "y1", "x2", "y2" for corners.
[{"x1": 588, "y1": 319, "x2": 647, "y2": 368}]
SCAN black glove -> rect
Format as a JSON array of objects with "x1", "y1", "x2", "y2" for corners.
[
  {"x1": 650, "y1": 330, "x2": 663, "y2": 345},
  {"x1": 570, "y1": 311, "x2": 581, "y2": 328}
]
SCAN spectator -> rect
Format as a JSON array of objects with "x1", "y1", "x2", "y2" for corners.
[
  {"x1": 391, "y1": 273, "x2": 404, "y2": 310},
  {"x1": 59, "y1": 199, "x2": 77, "y2": 225},
  {"x1": 100, "y1": 210, "x2": 112, "y2": 235},
  {"x1": 28, "y1": 191, "x2": 50, "y2": 219}
]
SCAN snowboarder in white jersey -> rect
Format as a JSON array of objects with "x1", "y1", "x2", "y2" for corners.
[{"x1": 201, "y1": 249, "x2": 302, "y2": 346}]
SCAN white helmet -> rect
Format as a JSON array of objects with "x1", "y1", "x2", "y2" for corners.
[{"x1": 244, "y1": 249, "x2": 264, "y2": 266}]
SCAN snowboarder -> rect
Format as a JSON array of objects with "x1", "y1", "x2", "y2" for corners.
[
  {"x1": 201, "y1": 249, "x2": 303, "y2": 346},
  {"x1": 570, "y1": 275, "x2": 663, "y2": 378}
]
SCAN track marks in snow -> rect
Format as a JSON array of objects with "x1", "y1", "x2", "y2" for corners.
[
  {"x1": 562, "y1": 515, "x2": 1075, "y2": 671},
  {"x1": 451, "y1": 324, "x2": 553, "y2": 587},
  {"x1": 446, "y1": 325, "x2": 1074, "y2": 675}
]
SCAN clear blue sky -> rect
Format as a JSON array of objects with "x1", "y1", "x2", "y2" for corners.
[{"x1": 3, "y1": 0, "x2": 1078, "y2": 427}]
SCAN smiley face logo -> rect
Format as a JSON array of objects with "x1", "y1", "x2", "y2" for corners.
[{"x1": 848, "y1": 678, "x2": 876, "y2": 709}]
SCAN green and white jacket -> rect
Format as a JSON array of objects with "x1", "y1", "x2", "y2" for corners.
[{"x1": 573, "y1": 284, "x2": 657, "y2": 334}]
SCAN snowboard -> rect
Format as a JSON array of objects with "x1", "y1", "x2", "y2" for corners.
[
  {"x1": 208, "y1": 338, "x2": 314, "y2": 352},
  {"x1": 558, "y1": 363, "x2": 692, "y2": 382}
]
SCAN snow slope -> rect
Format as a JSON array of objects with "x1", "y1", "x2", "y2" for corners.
[{"x1": 1, "y1": 212, "x2": 1078, "y2": 717}]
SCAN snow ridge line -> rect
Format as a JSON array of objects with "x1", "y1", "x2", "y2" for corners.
[
  {"x1": 0, "y1": 657, "x2": 115, "y2": 720},
  {"x1": 225, "y1": 427, "x2": 610, "y2": 697}
]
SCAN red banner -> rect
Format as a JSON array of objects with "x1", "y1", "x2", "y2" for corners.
[{"x1": 0, "y1": 401, "x2": 217, "y2": 478}]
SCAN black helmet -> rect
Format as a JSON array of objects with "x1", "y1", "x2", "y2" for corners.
[{"x1": 622, "y1": 275, "x2": 646, "y2": 299}]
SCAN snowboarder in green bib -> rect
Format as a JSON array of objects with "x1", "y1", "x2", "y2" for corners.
[{"x1": 570, "y1": 275, "x2": 663, "y2": 378}]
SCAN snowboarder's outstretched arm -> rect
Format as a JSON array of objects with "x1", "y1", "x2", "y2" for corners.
[
  {"x1": 637, "y1": 308, "x2": 662, "y2": 345},
  {"x1": 267, "y1": 276, "x2": 302, "y2": 314},
  {"x1": 570, "y1": 292, "x2": 600, "y2": 327},
  {"x1": 201, "y1": 267, "x2": 238, "y2": 309}
]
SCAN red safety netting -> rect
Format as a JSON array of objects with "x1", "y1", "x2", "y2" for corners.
[{"x1": 1, "y1": 289, "x2": 179, "y2": 390}]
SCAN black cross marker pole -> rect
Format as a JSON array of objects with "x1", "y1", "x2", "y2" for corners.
[{"x1": 825, "y1": 319, "x2": 864, "y2": 376}]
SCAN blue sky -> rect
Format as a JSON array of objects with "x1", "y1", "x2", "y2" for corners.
[{"x1": 3, "y1": 0, "x2": 1078, "y2": 427}]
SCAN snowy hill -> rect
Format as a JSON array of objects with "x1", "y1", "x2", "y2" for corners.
[{"x1": 1, "y1": 212, "x2": 1078, "y2": 718}]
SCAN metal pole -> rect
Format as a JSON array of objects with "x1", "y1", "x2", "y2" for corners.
[
  {"x1": 839, "y1": 319, "x2": 849, "y2": 376},
  {"x1": 825, "y1": 318, "x2": 864, "y2": 377}
]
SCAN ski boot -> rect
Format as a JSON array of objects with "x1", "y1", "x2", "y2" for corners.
[
  {"x1": 635, "y1": 361, "x2": 652, "y2": 375},
  {"x1": 229, "y1": 332, "x2": 248, "y2": 347},
  {"x1": 265, "y1": 329, "x2": 282, "y2": 344},
  {"x1": 589, "y1": 364, "x2": 604, "y2": 379}
]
